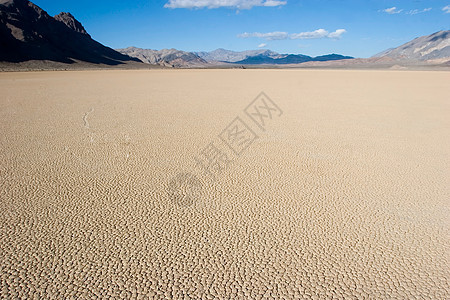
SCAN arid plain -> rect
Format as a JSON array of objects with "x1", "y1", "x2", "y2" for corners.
[{"x1": 0, "y1": 69, "x2": 449, "y2": 298}]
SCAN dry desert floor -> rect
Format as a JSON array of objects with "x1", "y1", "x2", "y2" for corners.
[{"x1": 0, "y1": 69, "x2": 449, "y2": 299}]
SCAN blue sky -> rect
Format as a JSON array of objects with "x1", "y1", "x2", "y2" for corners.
[{"x1": 34, "y1": 0, "x2": 450, "y2": 57}]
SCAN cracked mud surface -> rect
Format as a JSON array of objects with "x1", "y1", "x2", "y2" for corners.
[{"x1": 0, "y1": 70, "x2": 449, "y2": 298}]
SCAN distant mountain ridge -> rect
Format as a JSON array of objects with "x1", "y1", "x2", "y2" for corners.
[
  {"x1": 194, "y1": 48, "x2": 353, "y2": 64},
  {"x1": 117, "y1": 47, "x2": 207, "y2": 68},
  {"x1": 234, "y1": 53, "x2": 353, "y2": 65},
  {"x1": 195, "y1": 48, "x2": 280, "y2": 62},
  {"x1": 118, "y1": 47, "x2": 354, "y2": 67},
  {"x1": 373, "y1": 30, "x2": 450, "y2": 61},
  {"x1": 0, "y1": 0, "x2": 140, "y2": 65}
]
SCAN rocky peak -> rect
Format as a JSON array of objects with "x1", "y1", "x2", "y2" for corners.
[
  {"x1": 1, "y1": 0, "x2": 48, "y2": 19},
  {"x1": 54, "y1": 12, "x2": 89, "y2": 36}
]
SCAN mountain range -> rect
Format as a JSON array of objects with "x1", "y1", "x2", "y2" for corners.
[
  {"x1": 117, "y1": 47, "x2": 207, "y2": 68},
  {"x1": 0, "y1": 0, "x2": 449, "y2": 69},
  {"x1": 117, "y1": 47, "x2": 354, "y2": 66},
  {"x1": 195, "y1": 49, "x2": 353, "y2": 64},
  {"x1": 233, "y1": 53, "x2": 354, "y2": 65},
  {"x1": 195, "y1": 49, "x2": 280, "y2": 62}
]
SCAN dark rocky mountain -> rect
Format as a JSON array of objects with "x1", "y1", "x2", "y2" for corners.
[
  {"x1": 117, "y1": 47, "x2": 207, "y2": 68},
  {"x1": 373, "y1": 30, "x2": 450, "y2": 61},
  {"x1": 235, "y1": 53, "x2": 353, "y2": 65},
  {"x1": 0, "y1": 0, "x2": 140, "y2": 65}
]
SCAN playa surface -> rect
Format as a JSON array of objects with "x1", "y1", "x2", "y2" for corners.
[{"x1": 1, "y1": 69, "x2": 449, "y2": 298}]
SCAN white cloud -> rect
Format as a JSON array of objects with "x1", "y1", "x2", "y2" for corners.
[
  {"x1": 443, "y1": 5, "x2": 450, "y2": 13},
  {"x1": 291, "y1": 29, "x2": 346, "y2": 39},
  {"x1": 238, "y1": 31, "x2": 289, "y2": 40},
  {"x1": 406, "y1": 8, "x2": 432, "y2": 15},
  {"x1": 263, "y1": 0, "x2": 286, "y2": 7},
  {"x1": 239, "y1": 29, "x2": 347, "y2": 41},
  {"x1": 327, "y1": 29, "x2": 347, "y2": 39},
  {"x1": 290, "y1": 28, "x2": 328, "y2": 39},
  {"x1": 164, "y1": 0, "x2": 287, "y2": 9},
  {"x1": 382, "y1": 7, "x2": 403, "y2": 14},
  {"x1": 258, "y1": 43, "x2": 267, "y2": 48}
]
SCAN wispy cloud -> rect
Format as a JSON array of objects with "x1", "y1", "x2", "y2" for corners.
[
  {"x1": 382, "y1": 6, "x2": 434, "y2": 15},
  {"x1": 443, "y1": 5, "x2": 450, "y2": 13},
  {"x1": 382, "y1": 6, "x2": 403, "y2": 15},
  {"x1": 164, "y1": 0, "x2": 287, "y2": 9},
  {"x1": 239, "y1": 29, "x2": 346, "y2": 41},
  {"x1": 382, "y1": 7, "x2": 403, "y2": 14},
  {"x1": 258, "y1": 43, "x2": 267, "y2": 48},
  {"x1": 263, "y1": 0, "x2": 286, "y2": 7},
  {"x1": 238, "y1": 31, "x2": 289, "y2": 40},
  {"x1": 406, "y1": 8, "x2": 432, "y2": 15}
]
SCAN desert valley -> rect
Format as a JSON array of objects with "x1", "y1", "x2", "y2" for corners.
[{"x1": 1, "y1": 0, "x2": 449, "y2": 299}]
